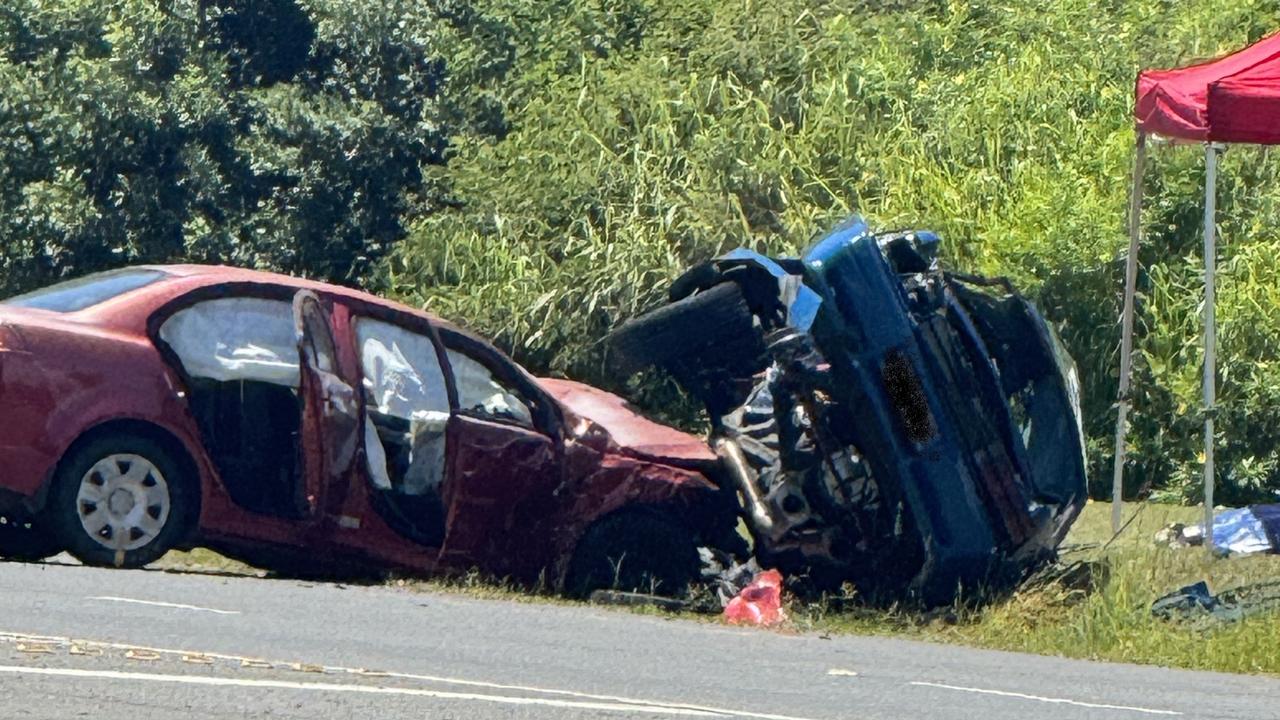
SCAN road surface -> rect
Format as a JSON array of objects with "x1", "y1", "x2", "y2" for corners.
[{"x1": 0, "y1": 558, "x2": 1274, "y2": 719}]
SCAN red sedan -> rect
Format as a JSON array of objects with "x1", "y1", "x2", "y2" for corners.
[{"x1": 0, "y1": 266, "x2": 736, "y2": 596}]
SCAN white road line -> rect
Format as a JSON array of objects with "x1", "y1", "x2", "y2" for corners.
[
  {"x1": 87, "y1": 596, "x2": 240, "y2": 615},
  {"x1": 0, "y1": 632, "x2": 824, "y2": 720},
  {"x1": 910, "y1": 681, "x2": 1182, "y2": 716},
  {"x1": 343, "y1": 667, "x2": 820, "y2": 720},
  {"x1": 0, "y1": 665, "x2": 719, "y2": 716}
]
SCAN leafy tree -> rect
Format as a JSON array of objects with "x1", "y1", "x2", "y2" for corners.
[
  {"x1": 11, "y1": 0, "x2": 1280, "y2": 502},
  {"x1": 0, "y1": 0, "x2": 506, "y2": 293}
]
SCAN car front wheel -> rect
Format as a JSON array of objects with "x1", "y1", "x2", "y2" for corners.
[
  {"x1": 47, "y1": 434, "x2": 195, "y2": 569},
  {"x1": 564, "y1": 510, "x2": 701, "y2": 599}
]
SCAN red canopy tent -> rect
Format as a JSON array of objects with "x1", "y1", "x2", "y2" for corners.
[
  {"x1": 1113, "y1": 32, "x2": 1280, "y2": 543},
  {"x1": 1136, "y1": 32, "x2": 1280, "y2": 143}
]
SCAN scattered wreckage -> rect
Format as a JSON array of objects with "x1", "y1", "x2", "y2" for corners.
[
  {"x1": 609, "y1": 215, "x2": 1089, "y2": 605},
  {"x1": 1150, "y1": 505, "x2": 1280, "y2": 624},
  {"x1": 0, "y1": 265, "x2": 739, "y2": 597},
  {"x1": 1152, "y1": 579, "x2": 1280, "y2": 625}
]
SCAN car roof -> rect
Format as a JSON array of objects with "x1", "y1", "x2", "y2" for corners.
[
  {"x1": 2, "y1": 262, "x2": 526, "y2": 393},
  {"x1": 143, "y1": 264, "x2": 474, "y2": 338}
]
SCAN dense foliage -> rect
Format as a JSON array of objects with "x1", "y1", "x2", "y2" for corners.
[
  {"x1": 387, "y1": 0, "x2": 1280, "y2": 503},
  {"x1": 7, "y1": 0, "x2": 1280, "y2": 502},
  {"x1": 0, "y1": 0, "x2": 506, "y2": 290}
]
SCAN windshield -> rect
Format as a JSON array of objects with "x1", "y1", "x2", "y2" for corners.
[{"x1": 3, "y1": 269, "x2": 168, "y2": 313}]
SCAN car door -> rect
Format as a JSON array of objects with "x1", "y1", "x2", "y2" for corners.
[
  {"x1": 350, "y1": 313, "x2": 453, "y2": 547},
  {"x1": 293, "y1": 290, "x2": 360, "y2": 522},
  {"x1": 436, "y1": 339, "x2": 563, "y2": 581}
]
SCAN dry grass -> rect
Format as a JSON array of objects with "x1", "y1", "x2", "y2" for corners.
[{"x1": 156, "y1": 548, "x2": 262, "y2": 577}]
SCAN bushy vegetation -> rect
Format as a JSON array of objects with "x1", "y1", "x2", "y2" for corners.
[
  {"x1": 386, "y1": 0, "x2": 1280, "y2": 503},
  {"x1": 0, "y1": 0, "x2": 507, "y2": 290},
  {"x1": 7, "y1": 0, "x2": 1280, "y2": 502}
]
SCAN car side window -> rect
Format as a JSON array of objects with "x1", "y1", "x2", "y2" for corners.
[
  {"x1": 445, "y1": 348, "x2": 535, "y2": 428},
  {"x1": 354, "y1": 318, "x2": 450, "y2": 422},
  {"x1": 354, "y1": 317, "x2": 451, "y2": 499},
  {"x1": 158, "y1": 297, "x2": 299, "y2": 386}
]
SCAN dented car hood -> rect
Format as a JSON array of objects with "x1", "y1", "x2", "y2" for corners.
[{"x1": 537, "y1": 378, "x2": 717, "y2": 468}]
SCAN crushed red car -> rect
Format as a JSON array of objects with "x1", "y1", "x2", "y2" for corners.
[{"x1": 0, "y1": 265, "x2": 740, "y2": 596}]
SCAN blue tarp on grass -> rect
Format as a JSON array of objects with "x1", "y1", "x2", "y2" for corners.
[{"x1": 1209, "y1": 503, "x2": 1280, "y2": 555}]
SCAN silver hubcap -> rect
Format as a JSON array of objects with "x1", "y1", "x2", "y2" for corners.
[{"x1": 76, "y1": 454, "x2": 170, "y2": 552}]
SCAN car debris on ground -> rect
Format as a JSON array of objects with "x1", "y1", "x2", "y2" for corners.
[
  {"x1": 1152, "y1": 579, "x2": 1280, "y2": 624},
  {"x1": 722, "y1": 568, "x2": 787, "y2": 626},
  {"x1": 610, "y1": 215, "x2": 1089, "y2": 606}
]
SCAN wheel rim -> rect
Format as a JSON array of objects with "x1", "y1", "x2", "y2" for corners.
[{"x1": 75, "y1": 454, "x2": 170, "y2": 552}]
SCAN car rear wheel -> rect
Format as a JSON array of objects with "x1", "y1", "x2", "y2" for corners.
[
  {"x1": 0, "y1": 514, "x2": 62, "y2": 562},
  {"x1": 564, "y1": 510, "x2": 701, "y2": 599},
  {"x1": 47, "y1": 435, "x2": 195, "y2": 569}
]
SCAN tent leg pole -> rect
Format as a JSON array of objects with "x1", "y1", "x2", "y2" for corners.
[
  {"x1": 1203, "y1": 142, "x2": 1220, "y2": 555},
  {"x1": 1112, "y1": 132, "x2": 1146, "y2": 535}
]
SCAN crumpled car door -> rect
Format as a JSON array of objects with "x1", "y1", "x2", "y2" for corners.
[
  {"x1": 437, "y1": 415, "x2": 560, "y2": 582},
  {"x1": 292, "y1": 290, "x2": 359, "y2": 521}
]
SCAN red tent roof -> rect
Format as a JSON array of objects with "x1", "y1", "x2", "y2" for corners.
[{"x1": 1136, "y1": 32, "x2": 1280, "y2": 144}]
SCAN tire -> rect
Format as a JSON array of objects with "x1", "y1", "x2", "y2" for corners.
[
  {"x1": 608, "y1": 282, "x2": 762, "y2": 376},
  {"x1": 564, "y1": 511, "x2": 701, "y2": 599},
  {"x1": 0, "y1": 514, "x2": 62, "y2": 562},
  {"x1": 46, "y1": 434, "x2": 196, "y2": 569}
]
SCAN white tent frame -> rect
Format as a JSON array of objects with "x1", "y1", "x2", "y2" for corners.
[{"x1": 1111, "y1": 134, "x2": 1223, "y2": 552}]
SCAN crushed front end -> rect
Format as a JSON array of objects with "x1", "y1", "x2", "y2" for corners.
[{"x1": 609, "y1": 216, "x2": 1087, "y2": 605}]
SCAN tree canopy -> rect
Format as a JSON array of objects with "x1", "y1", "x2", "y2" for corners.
[{"x1": 0, "y1": 0, "x2": 508, "y2": 291}]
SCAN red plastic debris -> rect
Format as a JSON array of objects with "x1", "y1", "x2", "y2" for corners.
[{"x1": 723, "y1": 569, "x2": 787, "y2": 626}]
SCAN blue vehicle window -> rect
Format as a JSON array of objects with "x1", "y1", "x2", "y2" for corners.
[{"x1": 3, "y1": 269, "x2": 167, "y2": 312}]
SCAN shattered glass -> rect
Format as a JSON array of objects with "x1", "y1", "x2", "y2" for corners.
[{"x1": 446, "y1": 349, "x2": 534, "y2": 427}]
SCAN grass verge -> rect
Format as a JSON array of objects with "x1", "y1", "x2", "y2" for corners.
[
  {"x1": 791, "y1": 502, "x2": 1280, "y2": 676},
  {"x1": 159, "y1": 501, "x2": 1280, "y2": 675}
]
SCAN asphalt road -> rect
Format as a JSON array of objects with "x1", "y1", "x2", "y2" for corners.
[{"x1": 0, "y1": 559, "x2": 1275, "y2": 720}]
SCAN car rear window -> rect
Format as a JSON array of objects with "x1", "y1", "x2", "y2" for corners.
[{"x1": 3, "y1": 268, "x2": 168, "y2": 312}]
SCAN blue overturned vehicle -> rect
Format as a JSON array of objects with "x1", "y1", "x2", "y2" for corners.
[{"x1": 608, "y1": 216, "x2": 1088, "y2": 605}]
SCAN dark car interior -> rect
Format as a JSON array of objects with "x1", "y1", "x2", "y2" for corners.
[
  {"x1": 153, "y1": 291, "x2": 551, "y2": 551},
  {"x1": 364, "y1": 409, "x2": 448, "y2": 549},
  {"x1": 184, "y1": 378, "x2": 304, "y2": 520},
  {"x1": 153, "y1": 293, "x2": 314, "y2": 522}
]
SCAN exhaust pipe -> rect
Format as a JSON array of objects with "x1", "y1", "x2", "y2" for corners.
[{"x1": 714, "y1": 436, "x2": 776, "y2": 536}]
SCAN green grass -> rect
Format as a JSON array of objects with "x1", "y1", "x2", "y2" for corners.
[
  {"x1": 791, "y1": 502, "x2": 1280, "y2": 675},
  {"x1": 157, "y1": 502, "x2": 1280, "y2": 675}
]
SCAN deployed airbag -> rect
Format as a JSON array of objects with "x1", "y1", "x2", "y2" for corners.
[{"x1": 160, "y1": 297, "x2": 300, "y2": 386}]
